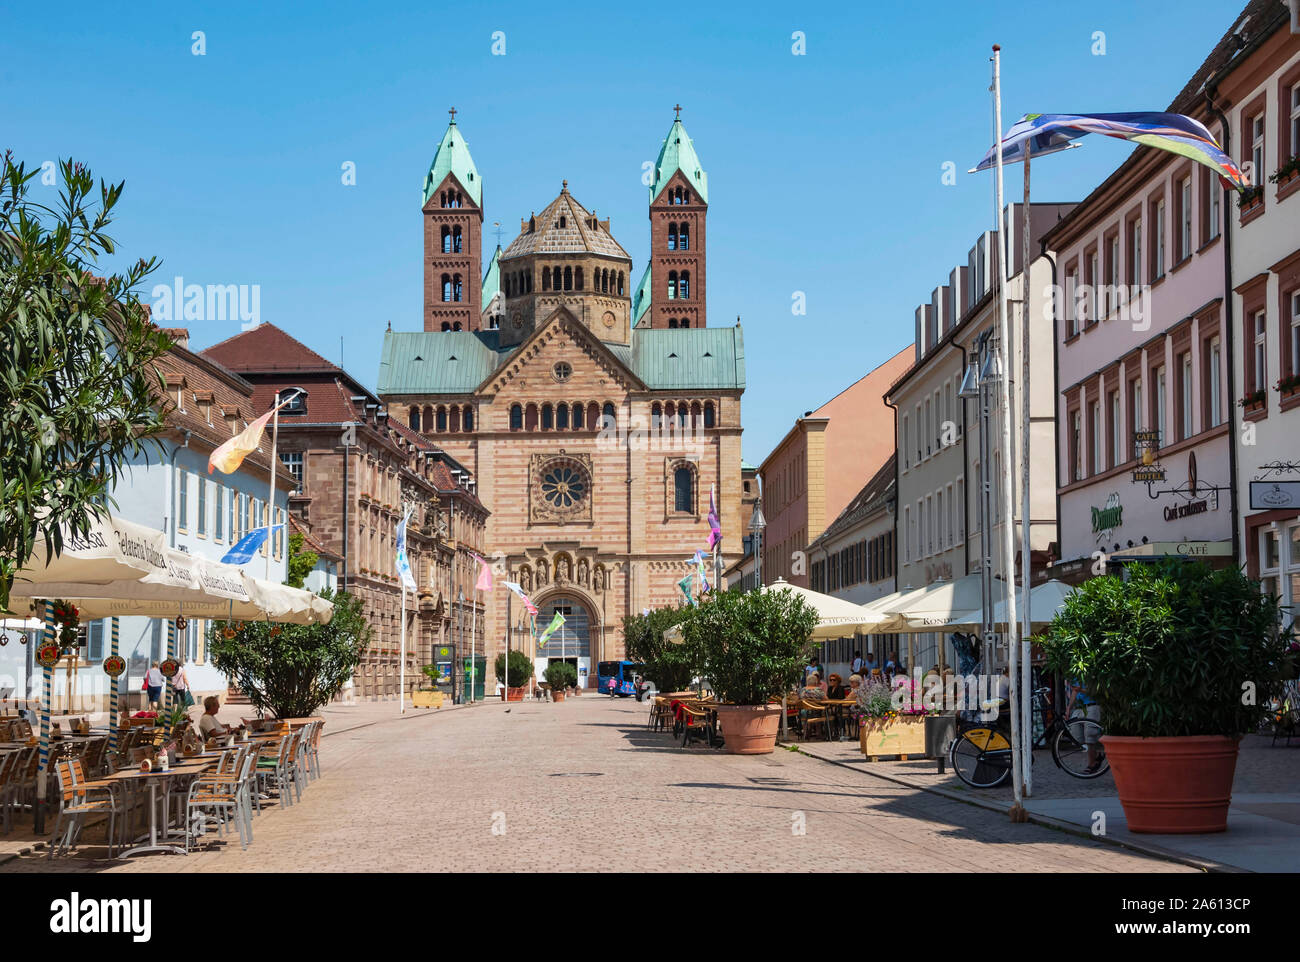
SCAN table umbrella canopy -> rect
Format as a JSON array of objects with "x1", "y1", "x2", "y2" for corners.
[
  {"x1": 8, "y1": 514, "x2": 332, "y2": 625},
  {"x1": 661, "y1": 578, "x2": 885, "y2": 643},
  {"x1": 936, "y1": 579, "x2": 1075, "y2": 631},
  {"x1": 886, "y1": 573, "x2": 989, "y2": 632}
]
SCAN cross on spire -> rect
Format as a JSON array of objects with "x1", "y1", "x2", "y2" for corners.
[
  {"x1": 673, "y1": 103, "x2": 683, "y2": 121},
  {"x1": 448, "y1": 106, "x2": 457, "y2": 123}
]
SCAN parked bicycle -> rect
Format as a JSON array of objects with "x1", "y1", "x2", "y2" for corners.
[{"x1": 948, "y1": 686, "x2": 1108, "y2": 789}]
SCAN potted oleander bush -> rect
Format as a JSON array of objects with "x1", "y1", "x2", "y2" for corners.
[
  {"x1": 494, "y1": 649, "x2": 534, "y2": 702},
  {"x1": 544, "y1": 661, "x2": 578, "y2": 702},
  {"x1": 679, "y1": 587, "x2": 818, "y2": 754},
  {"x1": 1040, "y1": 560, "x2": 1294, "y2": 833}
]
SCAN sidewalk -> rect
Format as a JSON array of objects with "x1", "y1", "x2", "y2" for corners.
[{"x1": 792, "y1": 732, "x2": 1300, "y2": 872}]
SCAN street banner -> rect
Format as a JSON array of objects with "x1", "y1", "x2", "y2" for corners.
[
  {"x1": 395, "y1": 511, "x2": 417, "y2": 591},
  {"x1": 220, "y1": 524, "x2": 284, "y2": 565}
]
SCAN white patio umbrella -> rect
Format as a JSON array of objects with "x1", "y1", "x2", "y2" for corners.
[
  {"x1": 938, "y1": 579, "x2": 1075, "y2": 631},
  {"x1": 661, "y1": 578, "x2": 886, "y2": 643},
  {"x1": 889, "y1": 573, "x2": 988, "y2": 632}
]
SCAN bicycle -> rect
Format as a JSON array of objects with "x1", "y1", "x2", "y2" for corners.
[{"x1": 948, "y1": 686, "x2": 1108, "y2": 789}]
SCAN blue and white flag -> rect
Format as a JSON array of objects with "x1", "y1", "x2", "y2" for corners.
[
  {"x1": 220, "y1": 525, "x2": 283, "y2": 565},
  {"x1": 395, "y1": 510, "x2": 418, "y2": 592}
]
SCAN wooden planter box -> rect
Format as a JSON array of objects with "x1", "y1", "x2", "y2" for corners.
[
  {"x1": 859, "y1": 715, "x2": 927, "y2": 761},
  {"x1": 411, "y1": 690, "x2": 444, "y2": 709}
]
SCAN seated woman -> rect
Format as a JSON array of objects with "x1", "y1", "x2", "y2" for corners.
[
  {"x1": 798, "y1": 673, "x2": 826, "y2": 702},
  {"x1": 197, "y1": 696, "x2": 232, "y2": 741},
  {"x1": 826, "y1": 673, "x2": 847, "y2": 700},
  {"x1": 848, "y1": 673, "x2": 863, "y2": 691}
]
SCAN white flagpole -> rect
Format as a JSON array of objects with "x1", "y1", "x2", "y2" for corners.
[
  {"x1": 266, "y1": 400, "x2": 279, "y2": 582},
  {"x1": 399, "y1": 583, "x2": 406, "y2": 715},
  {"x1": 470, "y1": 588, "x2": 477, "y2": 703},
  {"x1": 1021, "y1": 139, "x2": 1034, "y2": 796},
  {"x1": 992, "y1": 43, "x2": 1024, "y2": 809}
]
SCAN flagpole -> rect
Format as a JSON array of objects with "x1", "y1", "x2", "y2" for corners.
[
  {"x1": 992, "y1": 42, "x2": 1024, "y2": 811},
  {"x1": 266, "y1": 399, "x2": 280, "y2": 582},
  {"x1": 470, "y1": 587, "x2": 477, "y2": 703},
  {"x1": 504, "y1": 590, "x2": 511, "y2": 704},
  {"x1": 1021, "y1": 139, "x2": 1034, "y2": 797}
]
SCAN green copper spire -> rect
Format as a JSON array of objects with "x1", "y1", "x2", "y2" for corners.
[
  {"x1": 631, "y1": 263, "x2": 652, "y2": 326},
  {"x1": 481, "y1": 245, "x2": 501, "y2": 303},
  {"x1": 650, "y1": 112, "x2": 708, "y2": 205},
  {"x1": 423, "y1": 111, "x2": 482, "y2": 207}
]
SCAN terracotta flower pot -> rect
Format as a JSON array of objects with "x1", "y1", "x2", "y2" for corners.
[
  {"x1": 1101, "y1": 734, "x2": 1240, "y2": 834},
  {"x1": 714, "y1": 704, "x2": 782, "y2": 755},
  {"x1": 505, "y1": 686, "x2": 528, "y2": 702},
  {"x1": 552, "y1": 691, "x2": 565, "y2": 703}
]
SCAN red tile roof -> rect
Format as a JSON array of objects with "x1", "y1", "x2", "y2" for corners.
[
  {"x1": 202, "y1": 323, "x2": 340, "y2": 374},
  {"x1": 288, "y1": 514, "x2": 343, "y2": 562}
]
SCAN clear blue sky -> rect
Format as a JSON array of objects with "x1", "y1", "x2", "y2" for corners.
[{"x1": 2, "y1": 0, "x2": 1239, "y2": 466}]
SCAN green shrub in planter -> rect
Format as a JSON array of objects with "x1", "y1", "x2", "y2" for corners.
[
  {"x1": 544, "y1": 660, "x2": 578, "y2": 691},
  {"x1": 493, "y1": 649, "x2": 535, "y2": 687},
  {"x1": 1039, "y1": 561, "x2": 1294, "y2": 737},
  {"x1": 679, "y1": 587, "x2": 818, "y2": 705},
  {"x1": 621, "y1": 606, "x2": 693, "y2": 692}
]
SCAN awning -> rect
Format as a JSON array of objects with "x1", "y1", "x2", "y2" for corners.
[
  {"x1": 661, "y1": 579, "x2": 887, "y2": 643},
  {"x1": 937, "y1": 579, "x2": 1076, "y2": 630},
  {"x1": 851, "y1": 574, "x2": 993, "y2": 634}
]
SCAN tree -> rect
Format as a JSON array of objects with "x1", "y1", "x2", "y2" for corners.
[
  {"x1": 621, "y1": 605, "x2": 694, "y2": 693},
  {"x1": 286, "y1": 532, "x2": 318, "y2": 589},
  {"x1": 493, "y1": 649, "x2": 534, "y2": 688},
  {"x1": 544, "y1": 660, "x2": 577, "y2": 691},
  {"x1": 208, "y1": 589, "x2": 369, "y2": 719},
  {"x1": 0, "y1": 156, "x2": 173, "y2": 611}
]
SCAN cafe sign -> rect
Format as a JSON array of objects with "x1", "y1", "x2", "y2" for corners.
[{"x1": 1250, "y1": 481, "x2": 1300, "y2": 510}]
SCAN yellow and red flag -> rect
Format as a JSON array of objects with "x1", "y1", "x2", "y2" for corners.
[{"x1": 208, "y1": 400, "x2": 286, "y2": 475}]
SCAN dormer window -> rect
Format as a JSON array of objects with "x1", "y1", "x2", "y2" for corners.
[{"x1": 279, "y1": 388, "x2": 307, "y2": 414}]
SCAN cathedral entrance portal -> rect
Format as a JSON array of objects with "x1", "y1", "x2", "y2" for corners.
[{"x1": 536, "y1": 596, "x2": 593, "y2": 688}]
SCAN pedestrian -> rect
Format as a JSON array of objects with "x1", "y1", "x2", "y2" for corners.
[
  {"x1": 805, "y1": 653, "x2": 823, "y2": 683},
  {"x1": 608, "y1": 674, "x2": 618, "y2": 697},
  {"x1": 862, "y1": 651, "x2": 879, "y2": 675},
  {"x1": 145, "y1": 661, "x2": 164, "y2": 711},
  {"x1": 496, "y1": 679, "x2": 505, "y2": 701},
  {"x1": 171, "y1": 661, "x2": 194, "y2": 710},
  {"x1": 851, "y1": 650, "x2": 864, "y2": 675}
]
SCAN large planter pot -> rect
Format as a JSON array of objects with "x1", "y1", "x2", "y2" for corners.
[
  {"x1": 1102, "y1": 735, "x2": 1241, "y2": 834},
  {"x1": 859, "y1": 715, "x2": 927, "y2": 759},
  {"x1": 505, "y1": 686, "x2": 529, "y2": 702},
  {"x1": 714, "y1": 704, "x2": 782, "y2": 755},
  {"x1": 552, "y1": 691, "x2": 565, "y2": 703}
]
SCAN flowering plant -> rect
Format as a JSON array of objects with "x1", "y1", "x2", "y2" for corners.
[
  {"x1": 1276, "y1": 373, "x2": 1300, "y2": 395},
  {"x1": 51, "y1": 600, "x2": 80, "y2": 646}
]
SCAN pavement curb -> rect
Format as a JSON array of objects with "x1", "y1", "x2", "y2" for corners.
[{"x1": 787, "y1": 741, "x2": 1240, "y2": 874}]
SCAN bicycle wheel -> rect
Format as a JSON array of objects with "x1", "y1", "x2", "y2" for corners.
[
  {"x1": 1052, "y1": 717, "x2": 1109, "y2": 778},
  {"x1": 949, "y1": 728, "x2": 1012, "y2": 788}
]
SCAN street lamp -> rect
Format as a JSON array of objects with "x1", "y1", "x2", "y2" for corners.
[
  {"x1": 456, "y1": 588, "x2": 464, "y2": 705},
  {"x1": 961, "y1": 331, "x2": 1000, "y2": 672},
  {"x1": 748, "y1": 500, "x2": 767, "y2": 591}
]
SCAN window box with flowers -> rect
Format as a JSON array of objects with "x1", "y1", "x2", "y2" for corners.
[
  {"x1": 853, "y1": 678, "x2": 935, "y2": 759},
  {"x1": 1270, "y1": 155, "x2": 1300, "y2": 196},
  {"x1": 1239, "y1": 388, "x2": 1267, "y2": 416},
  {"x1": 1277, "y1": 373, "x2": 1300, "y2": 401},
  {"x1": 1238, "y1": 185, "x2": 1265, "y2": 218}
]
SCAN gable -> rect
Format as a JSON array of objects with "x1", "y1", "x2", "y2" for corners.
[
  {"x1": 202, "y1": 323, "x2": 337, "y2": 373},
  {"x1": 649, "y1": 169, "x2": 707, "y2": 209},
  {"x1": 480, "y1": 306, "x2": 645, "y2": 398},
  {"x1": 421, "y1": 171, "x2": 481, "y2": 213}
]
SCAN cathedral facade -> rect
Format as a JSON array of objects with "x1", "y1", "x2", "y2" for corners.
[{"x1": 378, "y1": 111, "x2": 744, "y2": 686}]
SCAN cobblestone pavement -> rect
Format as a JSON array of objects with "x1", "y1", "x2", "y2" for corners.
[{"x1": 0, "y1": 695, "x2": 1193, "y2": 873}]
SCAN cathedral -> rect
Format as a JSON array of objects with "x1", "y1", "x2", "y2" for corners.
[{"x1": 377, "y1": 109, "x2": 745, "y2": 686}]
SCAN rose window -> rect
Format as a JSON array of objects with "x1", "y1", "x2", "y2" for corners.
[{"x1": 541, "y1": 463, "x2": 588, "y2": 509}]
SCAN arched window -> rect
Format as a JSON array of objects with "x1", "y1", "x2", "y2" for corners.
[
  {"x1": 408, "y1": 407, "x2": 419, "y2": 430},
  {"x1": 453, "y1": 274, "x2": 463, "y2": 302},
  {"x1": 618, "y1": 272, "x2": 624, "y2": 295},
  {"x1": 436, "y1": 406, "x2": 448, "y2": 432},
  {"x1": 542, "y1": 267, "x2": 551, "y2": 291},
  {"x1": 452, "y1": 321, "x2": 462, "y2": 331},
  {"x1": 563, "y1": 266, "x2": 572, "y2": 291},
  {"x1": 667, "y1": 222, "x2": 677, "y2": 251},
  {"x1": 423, "y1": 406, "x2": 433, "y2": 432},
  {"x1": 552, "y1": 267, "x2": 562, "y2": 291},
  {"x1": 678, "y1": 401, "x2": 689, "y2": 427},
  {"x1": 526, "y1": 271, "x2": 533, "y2": 293},
  {"x1": 602, "y1": 402, "x2": 616, "y2": 429},
  {"x1": 449, "y1": 406, "x2": 461, "y2": 432},
  {"x1": 572, "y1": 403, "x2": 584, "y2": 430},
  {"x1": 541, "y1": 404, "x2": 554, "y2": 430},
  {"x1": 441, "y1": 226, "x2": 452, "y2": 253},
  {"x1": 665, "y1": 401, "x2": 675, "y2": 423},
  {"x1": 440, "y1": 191, "x2": 447, "y2": 207},
  {"x1": 651, "y1": 402, "x2": 663, "y2": 425},
  {"x1": 453, "y1": 226, "x2": 463, "y2": 252},
  {"x1": 668, "y1": 318, "x2": 678, "y2": 328},
  {"x1": 668, "y1": 271, "x2": 677, "y2": 299},
  {"x1": 680, "y1": 318, "x2": 690, "y2": 328},
  {"x1": 463, "y1": 406, "x2": 474, "y2": 431},
  {"x1": 556, "y1": 403, "x2": 569, "y2": 430},
  {"x1": 510, "y1": 404, "x2": 523, "y2": 431},
  {"x1": 679, "y1": 271, "x2": 690, "y2": 298},
  {"x1": 440, "y1": 321, "x2": 451, "y2": 331},
  {"x1": 575, "y1": 267, "x2": 583, "y2": 290},
  {"x1": 587, "y1": 401, "x2": 600, "y2": 428},
  {"x1": 441, "y1": 274, "x2": 452, "y2": 302},
  {"x1": 704, "y1": 402, "x2": 715, "y2": 428},
  {"x1": 691, "y1": 401, "x2": 702, "y2": 424},
  {"x1": 525, "y1": 403, "x2": 539, "y2": 431},
  {"x1": 680, "y1": 224, "x2": 689, "y2": 250},
  {"x1": 674, "y1": 466, "x2": 694, "y2": 512},
  {"x1": 683, "y1": 190, "x2": 690, "y2": 204}
]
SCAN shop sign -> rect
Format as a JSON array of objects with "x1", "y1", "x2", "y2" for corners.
[
  {"x1": 1091, "y1": 493, "x2": 1123, "y2": 541},
  {"x1": 1164, "y1": 500, "x2": 1209, "y2": 521},
  {"x1": 1133, "y1": 466, "x2": 1166, "y2": 483},
  {"x1": 1250, "y1": 481, "x2": 1300, "y2": 510}
]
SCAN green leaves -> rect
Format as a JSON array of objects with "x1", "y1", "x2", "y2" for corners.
[
  {"x1": 1038, "y1": 561, "x2": 1294, "y2": 737},
  {"x1": 208, "y1": 589, "x2": 370, "y2": 719},
  {"x1": 621, "y1": 605, "x2": 693, "y2": 692},
  {"x1": 0, "y1": 156, "x2": 171, "y2": 611}
]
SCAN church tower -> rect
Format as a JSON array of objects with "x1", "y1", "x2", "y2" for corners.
[
  {"x1": 422, "y1": 109, "x2": 484, "y2": 332},
  {"x1": 637, "y1": 107, "x2": 709, "y2": 330}
]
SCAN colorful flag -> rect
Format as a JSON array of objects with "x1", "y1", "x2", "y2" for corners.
[
  {"x1": 707, "y1": 484, "x2": 721, "y2": 551},
  {"x1": 692, "y1": 549, "x2": 711, "y2": 593},
  {"x1": 208, "y1": 396, "x2": 292, "y2": 475},
  {"x1": 219, "y1": 525, "x2": 283, "y2": 565},
  {"x1": 538, "y1": 611, "x2": 565, "y2": 647},
  {"x1": 395, "y1": 511, "x2": 417, "y2": 592},
  {"x1": 470, "y1": 552, "x2": 494, "y2": 592},
  {"x1": 971, "y1": 112, "x2": 1248, "y2": 191},
  {"x1": 678, "y1": 573, "x2": 696, "y2": 607},
  {"x1": 502, "y1": 580, "x2": 538, "y2": 616}
]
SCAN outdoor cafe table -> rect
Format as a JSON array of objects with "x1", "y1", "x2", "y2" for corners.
[
  {"x1": 106, "y1": 757, "x2": 215, "y2": 858},
  {"x1": 821, "y1": 698, "x2": 858, "y2": 741}
]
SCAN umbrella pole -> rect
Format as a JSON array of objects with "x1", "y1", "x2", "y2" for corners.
[
  {"x1": 165, "y1": 618, "x2": 175, "y2": 714},
  {"x1": 35, "y1": 601, "x2": 53, "y2": 834},
  {"x1": 109, "y1": 617, "x2": 120, "y2": 755}
]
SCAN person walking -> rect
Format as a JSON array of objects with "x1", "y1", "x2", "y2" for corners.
[
  {"x1": 171, "y1": 662, "x2": 194, "y2": 711},
  {"x1": 145, "y1": 661, "x2": 165, "y2": 711},
  {"x1": 608, "y1": 675, "x2": 618, "y2": 698}
]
